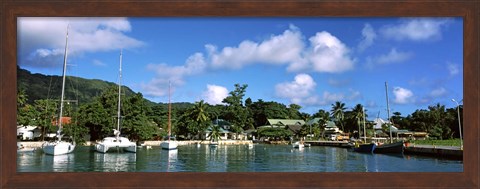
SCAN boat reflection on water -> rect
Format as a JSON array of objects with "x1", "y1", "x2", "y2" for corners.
[
  {"x1": 47, "y1": 153, "x2": 75, "y2": 172},
  {"x1": 94, "y1": 151, "x2": 136, "y2": 172},
  {"x1": 160, "y1": 149, "x2": 178, "y2": 172}
]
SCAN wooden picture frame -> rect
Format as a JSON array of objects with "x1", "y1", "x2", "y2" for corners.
[{"x1": 1, "y1": 1, "x2": 478, "y2": 188}]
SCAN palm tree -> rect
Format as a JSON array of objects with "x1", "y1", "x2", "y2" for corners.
[
  {"x1": 189, "y1": 100, "x2": 210, "y2": 139},
  {"x1": 208, "y1": 124, "x2": 221, "y2": 142},
  {"x1": 351, "y1": 104, "x2": 365, "y2": 138},
  {"x1": 17, "y1": 88, "x2": 28, "y2": 109},
  {"x1": 192, "y1": 100, "x2": 209, "y2": 123},
  {"x1": 331, "y1": 101, "x2": 346, "y2": 132}
]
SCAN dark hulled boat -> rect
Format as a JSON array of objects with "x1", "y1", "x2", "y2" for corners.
[
  {"x1": 353, "y1": 143, "x2": 376, "y2": 153},
  {"x1": 374, "y1": 141, "x2": 404, "y2": 154}
]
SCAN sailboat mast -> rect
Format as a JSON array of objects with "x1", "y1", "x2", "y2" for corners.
[
  {"x1": 168, "y1": 81, "x2": 172, "y2": 141},
  {"x1": 117, "y1": 50, "x2": 123, "y2": 132},
  {"x1": 385, "y1": 82, "x2": 392, "y2": 143},
  {"x1": 58, "y1": 25, "x2": 69, "y2": 136},
  {"x1": 362, "y1": 106, "x2": 366, "y2": 143}
]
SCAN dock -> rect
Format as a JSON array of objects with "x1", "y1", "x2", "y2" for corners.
[{"x1": 404, "y1": 144, "x2": 463, "y2": 160}]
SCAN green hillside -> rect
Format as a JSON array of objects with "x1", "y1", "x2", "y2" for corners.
[{"x1": 18, "y1": 66, "x2": 138, "y2": 105}]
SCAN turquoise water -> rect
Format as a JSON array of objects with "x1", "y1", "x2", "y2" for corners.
[{"x1": 17, "y1": 144, "x2": 463, "y2": 172}]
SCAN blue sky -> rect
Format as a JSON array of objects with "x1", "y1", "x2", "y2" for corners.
[{"x1": 17, "y1": 17, "x2": 463, "y2": 119}]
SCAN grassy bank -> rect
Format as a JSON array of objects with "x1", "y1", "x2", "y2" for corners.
[{"x1": 410, "y1": 139, "x2": 462, "y2": 147}]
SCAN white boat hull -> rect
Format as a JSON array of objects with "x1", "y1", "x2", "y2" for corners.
[
  {"x1": 95, "y1": 137, "x2": 137, "y2": 153},
  {"x1": 42, "y1": 141, "x2": 75, "y2": 155},
  {"x1": 160, "y1": 141, "x2": 178, "y2": 150},
  {"x1": 292, "y1": 142, "x2": 304, "y2": 149}
]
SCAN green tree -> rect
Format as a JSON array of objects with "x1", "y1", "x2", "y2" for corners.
[
  {"x1": 249, "y1": 100, "x2": 289, "y2": 127},
  {"x1": 183, "y1": 100, "x2": 211, "y2": 139},
  {"x1": 62, "y1": 110, "x2": 89, "y2": 145},
  {"x1": 222, "y1": 84, "x2": 251, "y2": 137},
  {"x1": 208, "y1": 124, "x2": 222, "y2": 142},
  {"x1": 17, "y1": 88, "x2": 28, "y2": 110},
  {"x1": 331, "y1": 101, "x2": 346, "y2": 132},
  {"x1": 121, "y1": 93, "x2": 157, "y2": 141},
  {"x1": 78, "y1": 87, "x2": 157, "y2": 141},
  {"x1": 77, "y1": 100, "x2": 111, "y2": 141},
  {"x1": 351, "y1": 104, "x2": 365, "y2": 137},
  {"x1": 287, "y1": 104, "x2": 302, "y2": 119},
  {"x1": 257, "y1": 127, "x2": 293, "y2": 140},
  {"x1": 427, "y1": 103, "x2": 453, "y2": 139}
]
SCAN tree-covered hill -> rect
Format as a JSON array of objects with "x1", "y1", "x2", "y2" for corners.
[{"x1": 18, "y1": 66, "x2": 142, "y2": 105}]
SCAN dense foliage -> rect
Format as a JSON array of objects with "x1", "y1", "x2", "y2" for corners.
[{"x1": 17, "y1": 68, "x2": 463, "y2": 143}]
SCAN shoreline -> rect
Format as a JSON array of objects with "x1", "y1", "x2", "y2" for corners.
[
  {"x1": 17, "y1": 140, "x2": 462, "y2": 160},
  {"x1": 17, "y1": 140, "x2": 253, "y2": 148}
]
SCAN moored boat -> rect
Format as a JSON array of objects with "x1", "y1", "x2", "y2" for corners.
[
  {"x1": 292, "y1": 141, "x2": 304, "y2": 149},
  {"x1": 95, "y1": 51, "x2": 136, "y2": 153},
  {"x1": 374, "y1": 141, "x2": 404, "y2": 154},
  {"x1": 95, "y1": 134, "x2": 137, "y2": 153},
  {"x1": 42, "y1": 25, "x2": 75, "y2": 156},
  {"x1": 160, "y1": 82, "x2": 178, "y2": 150},
  {"x1": 353, "y1": 142, "x2": 376, "y2": 153},
  {"x1": 373, "y1": 82, "x2": 404, "y2": 154}
]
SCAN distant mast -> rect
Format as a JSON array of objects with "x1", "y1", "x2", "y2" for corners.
[
  {"x1": 385, "y1": 82, "x2": 392, "y2": 143},
  {"x1": 168, "y1": 81, "x2": 172, "y2": 142},
  {"x1": 117, "y1": 50, "x2": 123, "y2": 134},
  {"x1": 57, "y1": 24, "x2": 69, "y2": 141},
  {"x1": 362, "y1": 106, "x2": 366, "y2": 143}
]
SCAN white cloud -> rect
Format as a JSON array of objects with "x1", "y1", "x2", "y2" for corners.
[
  {"x1": 376, "y1": 48, "x2": 412, "y2": 64},
  {"x1": 447, "y1": 62, "x2": 460, "y2": 76},
  {"x1": 347, "y1": 89, "x2": 362, "y2": 100},
  {"x1": 206, "y1": 25, "x2": 354, "y2": 74},
  {"x1": 430, "y1": 87, "x2": 447, "y2": 97},
  {"x1": 365, "y1": 100, "x2": 378, "y2": 108},
  {"x1": 142, "y1": 53, "x2": 207, "y2": 97},
  {"x1": 18, "y1": 17, "x2": 144, "y2": 68},
  {"x1": 327, "y1": 78, "x2": 351, "y2": 87},
  {"x1": 392, "y1": 87, "x2": 414, "y2": 104},
  {"x1": 357, "y1": 23, "x2": 376, "y2": 52},
  {"x1": 373, "y1": 48, "x2": 413, "y2": 65},
  {"x1": 92, "y1": 59, "x2": 107, "y2": 67},
  {"x1": 321, "y1": 91, "x2": 345, "y2": 104},
  {"x1": 380, "y1": 18, "x2": 451, "y2": 41},
  {"x1": 275, "y1": 74, "x2": 316, "y2": 104},
  {"x1": 207, "y1": 24, "x2": 304, "y2": 70},
  {"x1": 288, "y1": 31, "x2": 355, "y2": 73},
  {"x1": 202, "y1": 85, "x2": 229, "y2": 105},
  {"x1": 366, "y1": 48, "x2": 413, "y2": 69},
  {"x1": 274, "y1": 74, "x2": 355, "y2": 106}
]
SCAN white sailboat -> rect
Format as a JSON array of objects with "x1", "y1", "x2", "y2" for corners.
[
  {"x1": 42, "y1": 25, "x2": 76, "y2": 156},
  {"x1": 160, "y1": 82, "x2": 178, "y2": 150},
  {"x1": 95, "y1": 50, "x2": 136, "y2": 153}
]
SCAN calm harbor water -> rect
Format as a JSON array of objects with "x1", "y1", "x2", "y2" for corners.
[{"x1": 17, "y1": 144, "x2": 462, "y2": 172}]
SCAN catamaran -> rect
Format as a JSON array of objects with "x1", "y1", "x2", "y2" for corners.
[
  {"x1": 42, "y1": 25, "x2": 76, "y2": 156},
  {"x1": 95, "y1": 50, "x2": 136, "y2": 153}
]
